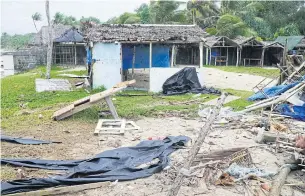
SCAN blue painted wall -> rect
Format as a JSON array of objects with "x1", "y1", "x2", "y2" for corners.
[{"x1": 122, "y1": 44, "x2": 170, "y2": 70}]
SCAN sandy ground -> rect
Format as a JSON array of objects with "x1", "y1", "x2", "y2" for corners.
[
  {"x1": 201, "y1": 68, "x2": 276, "y2": 91},
  {"x1": 2, "y1": 117, "x2": 304, "y2": 196}
]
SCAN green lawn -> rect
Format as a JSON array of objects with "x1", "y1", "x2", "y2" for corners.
[
  {"x1": 1, "y1": 66, "x2": 254, "y2": 131},
  {"x1": 204, "y1": 65, "x2": 280, "y2": 78}
]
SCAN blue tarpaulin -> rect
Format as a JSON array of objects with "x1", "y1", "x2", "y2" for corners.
[
  {"x1": 248, "y1": 83, "x2": 298, "y2": 101},
  {"x1": 122, "y1": 44, "x2": 170, "y2": 70},
  {"x1": 275, "y1": 104, "x2": 305, "y2": 121}
]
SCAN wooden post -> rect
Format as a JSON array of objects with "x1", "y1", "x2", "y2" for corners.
[
  {"x1": 105, "y1": 96, "x2": 119, "y2": 119},
  {"x1": 167, "y1": 93, "x2": 228, "y2": 196},
  {"x1": 199, "y1": 42, "x2": 203, "y2": 68},
  {"x1": 209, "y1": 47, "x2": 212, "y2": 66},
  {"x1": 149, "y1": 42, "x2": 152, "y2": 68},
  {"x1": 132, "y1": 45, "x2": 136, "y2": 78},
  {"x1": 205, "y1": 47, "x2": 209, "y2": 65},
  {"x1": 74, "y1": 42, "x2": 77, "y2": 65},
  {"x1": 236, "y1": 48, "x2": 239, "y2": 67},
  {"x1": 269, "y1": 166, "x2": 293, "y2": 196},
  {"x1": 171, "y1": 45, "x2": 175, "y2": 67},
  {"x1": 226, "y1": 47, "x2": 228, "y2": 66},
  {"x1": 261, "y1": 48, "x2": 265, "y2": 67}
]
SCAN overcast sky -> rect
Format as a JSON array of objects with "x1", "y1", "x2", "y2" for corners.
[{"x1": 1, "y1": 0, "x2": 150, "y2": 35}]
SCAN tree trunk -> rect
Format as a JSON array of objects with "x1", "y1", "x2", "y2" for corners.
[
  {"x1": 33, "y1": 20, "x2": 38, "y2": 32},
  {"x1": 45, "y1": 0, "x2": 52, "y2": 79},
  {"x1": 192, "y1": 10, "x2": 196, "y2": 25}
]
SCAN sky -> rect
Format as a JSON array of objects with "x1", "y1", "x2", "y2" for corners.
[{"x1": 1, "y1": 0, "x2": 150, "y2": 35}]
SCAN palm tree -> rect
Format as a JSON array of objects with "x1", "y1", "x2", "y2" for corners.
[
  {"x1": 53, "y1": 12, "x2": 65, "y2": 24},
  {"x1": 187, "y1": 0, "x2": 220, "y2": 26},
  {"x1": 31, "y1": 12, "x2": 42, "y2": 32},
  {"x1": 45, "y1": 0, "x2": 52, "y2": 79}
]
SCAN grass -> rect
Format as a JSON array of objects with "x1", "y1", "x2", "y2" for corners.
[
  {"x1": 204, "y1": 65, "x2": 280, "y2": 78},
  {"x1": 1, "y1": 66, "x2": 254, "y2": 131}
]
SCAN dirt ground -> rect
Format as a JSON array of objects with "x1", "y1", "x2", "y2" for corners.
[{"x1": 2, "y1": 116, "x2": 304, "y2": 196}]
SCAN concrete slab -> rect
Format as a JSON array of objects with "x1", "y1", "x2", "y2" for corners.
[
  {"x1": 35, "y1": 79, "x2": 72, "y2": 92},
  {"x1": 203, "y1": 95, "x2": 241, "y2": 106}
]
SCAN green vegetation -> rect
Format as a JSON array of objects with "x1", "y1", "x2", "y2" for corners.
[
  {"x1": 205, "y1": 65, "x2": 280, "y2": 78},
  {"x1": 224, "y1": 89, "x2": 253, "y2": 111},
  {"x1": 1, "y1": 66, "x2": 254, "y2": 131},
  {"x1": 1, "y1": 32, "x2": 34, "y2": 49}
]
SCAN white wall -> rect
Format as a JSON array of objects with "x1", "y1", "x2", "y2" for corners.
[
  {"x1": 149, "y1": 67, "x2": 204, "y2": 93},
  {"x1": 92, "y1": 43, "x2": 122, "y2": 89},
  {"x1": 1, "y1": 55, "x2": 15, "y2": 77}
]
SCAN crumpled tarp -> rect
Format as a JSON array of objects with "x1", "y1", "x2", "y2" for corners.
[
  {"x1": 1, "y1": 136, "x2": 190, "y2": 195},
  {"x1": 1, "y1": 135, "x2": 61, "y2": 145},
  {"x1": 162, "y1": 67, "x2": 221, "y2": 95},
  {"x1": 226, "y1": 163, "x2": 276, "y2": 181},
  {"x1": 275, "y1": 104, "x2": 305, "y2": 121},
  {"x1": 248, "y1": 82, "x2": 298, "y2": 101}
]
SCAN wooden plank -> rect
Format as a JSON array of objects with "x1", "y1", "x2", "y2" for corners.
[
  {"x1": 105, "y1": 96, "x2": 119, "y2": 119},
  {"x1": 120, "y1": 119, "x2": 126, "y2": 134},
  {"x1": 8, "y1": 181, "x2": 110, "y2": 196},
  {"x1": 94, "y1": 119, "x2": 104, "y2": 135},
  {"x1": 53, "y1": 80, "x2": 135, "y2": 120}
]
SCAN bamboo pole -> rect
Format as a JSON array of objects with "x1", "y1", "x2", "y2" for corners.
[
  {"x1": 269, "y1": 166, "x2": 293, "y2": 196},
  {"x1": 167, "y1": 92, "x2": 228, "y2": 196}
]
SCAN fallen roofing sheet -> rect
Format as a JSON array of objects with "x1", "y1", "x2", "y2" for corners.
[
  {"x1": 35, "y1": 79, "x2": 72, "y2": 92},
  {"x1": 1, "y1": 136, "x2": 190, "y2": 195},
  {"x1": 1, "y1": 135, "x2": 61, "y2": 145}
]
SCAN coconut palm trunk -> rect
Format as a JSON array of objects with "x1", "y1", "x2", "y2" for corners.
[{"x1": 45, "y1": 0, "x2": 52, "y2": 79}]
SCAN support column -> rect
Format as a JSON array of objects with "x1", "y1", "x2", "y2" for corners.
[
  {"x1": 236, "y1": 48, "x2": 239, "y2": 67},
  {"x1": 205, "y1": 47, "x2": 208, "y2": 65},
  {"x1": 209, "y1": 47, "x2": 212, "y2": 66},
  {"x1": 74, "y1": 42, "x2": 77, "y2": 65},
  {"x1": 199, "y1": 42, "x2": 203, "y2": 68},
  {"x1": 226, "y1": 47, "x2": 228, "y2": 66},
  {"x1": 132, "y1": 45, "x2": 136, "y2": 78},
  {"x1": 261, "y1": 48, "x2": 265, "y2": 67},
  {"x1": 149, "y1": 42, "x2": 152, "y2": 92},
  {"x1": 149, "y1": 42, "x2": 152, "y2": 68},
  {"x1": 171, "y1": 45, "x2": 175, "y2": 67}
]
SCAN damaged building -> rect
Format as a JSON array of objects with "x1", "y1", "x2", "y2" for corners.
[{"x1": 84, "y1": 24, "x2": 206, "y2": 92}]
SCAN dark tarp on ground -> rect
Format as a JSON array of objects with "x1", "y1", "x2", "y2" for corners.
[
  {"x1": 1, "y1": 135, "x2": 61, "y2": 145},
  {"x1": 162, "y1": 67, "x2": 221, "y2": 95},
  {"x1": 1, "y1": 136, "x2": 190, "y2": 195}
]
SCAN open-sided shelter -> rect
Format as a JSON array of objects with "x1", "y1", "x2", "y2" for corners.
[{"x1": 84, "y1": 24, "x2": 206, "y2": 92}]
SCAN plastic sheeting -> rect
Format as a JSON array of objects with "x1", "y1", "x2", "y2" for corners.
[
  {"x1": 1, "y1": 136, "x2": 190, "y2": 195},
  {"x1": 248, "y1": 82, "x2": 298, "y2": 101},
  {"x1": 226, "y1": 163, "x2": 276, "y2": 181},
  {"x1": 162, "y1": 67, "x2": 221, "y2": 95},
  {"x1": 275, "y1": 104, "x2": 305, "y2": 121},
  {"x1": 1, "y1": 135, "x2": 61, "y2": 145}
]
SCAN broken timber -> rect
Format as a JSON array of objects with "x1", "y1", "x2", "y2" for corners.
[
  {"x1": 167, "y1": 92, "x2": 228, "y2": 196},
  {"x1": 52, "y1": 80, "x2": 135, "y2": 120}
]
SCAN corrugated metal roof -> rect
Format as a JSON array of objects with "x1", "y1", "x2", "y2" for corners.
[
  {"x1": 275, "y1": 36, "x2": 304, "y2": 50},
  {"x1": 54, "y1": 27, "x2": 84, "y2": 43}
]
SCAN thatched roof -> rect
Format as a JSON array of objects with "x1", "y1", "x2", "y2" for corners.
[
  {"x1": 233, "y1": 36, "x2": 264, "y2": 46},
  {"x1": 31, "y1": 24, "x2": 71, "y2": 45},
  {"x1": 202, "y1": 36, "x2": 239, "y2": 47},
  {"x1": 84, "y1": 24, "x2": 206, "y2": 43}
]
